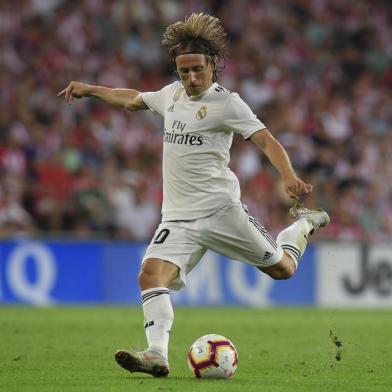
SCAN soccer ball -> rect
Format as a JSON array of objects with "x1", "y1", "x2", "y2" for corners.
[{"x1": 187, "y1": 334, "x2": 238, "y2": 379}]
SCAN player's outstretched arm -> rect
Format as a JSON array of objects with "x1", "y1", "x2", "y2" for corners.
[
  {"x1": 251, "y1": 129, "x2": 313, "y2": 199},
  {"x1": 57, "y1": 81, "x2": 148, "y2": 111}
]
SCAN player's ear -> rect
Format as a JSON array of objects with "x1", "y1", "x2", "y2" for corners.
[
  {"x1": 212, "y1": 55, "x2": 218, "y2": 68},
  {"x1": 206, "y1": 55, "x2": 217, "y2": 69},
  {"x1": 209, "y1": 55, "x2": 218, "y2": 82},
  {"x1": 172, "y1": 58, "x2": 179, "y2": 77}
]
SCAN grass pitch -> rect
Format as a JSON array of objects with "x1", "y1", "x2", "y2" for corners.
[{"x1": 1, "y1": 307, "x2": 391, "y2": 391}]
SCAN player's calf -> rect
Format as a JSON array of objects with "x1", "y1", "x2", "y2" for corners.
[{"x1": 259, "y1": 204, "x2": 330, "y2": 277}]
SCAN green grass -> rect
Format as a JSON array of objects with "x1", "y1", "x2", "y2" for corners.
[{"x1": 0, "y1": 307, "x2": 391, "y2": 391}]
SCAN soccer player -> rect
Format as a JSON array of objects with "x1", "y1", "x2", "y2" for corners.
[{"x1": 58, "y1": 13, "x2": 329, "y2": 377}]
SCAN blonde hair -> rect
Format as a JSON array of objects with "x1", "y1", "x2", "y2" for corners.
[{"x1": 162, "y1": 13, "x2": 228, "y2": 80}]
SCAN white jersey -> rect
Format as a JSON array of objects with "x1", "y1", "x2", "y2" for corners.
[{"x1": 141, "y1": 81, "x2": 266, "y2": 221}]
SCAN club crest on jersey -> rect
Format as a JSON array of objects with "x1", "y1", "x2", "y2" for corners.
[{"x1": 196, "y1": 106, "x2": 207, "y2": 120}]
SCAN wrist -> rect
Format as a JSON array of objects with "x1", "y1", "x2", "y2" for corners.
[
  {"x1": 86, "y1": 84, "x2": 98, "y2": 97},
  {"x1": 280, "y1": 169, "x2": 296, "y2": 180}
]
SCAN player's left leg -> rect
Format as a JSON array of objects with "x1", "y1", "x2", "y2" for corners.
[
  {"x1": 198, "y1": 202, "x2": 329, "y2": 280},
  {"x1": 198, "y1": 203, "x2": 286, "y2": 275},
  {"x1": 260, "y1": 203, "x2": 330, "y2": 277}
]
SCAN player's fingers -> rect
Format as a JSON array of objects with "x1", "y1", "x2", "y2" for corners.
[
  {"x1": 289, "y1": 183, "x2": 302, "y2": 196},
  {"x1": 57, "y1": 88, "x2": 66, "y2": 97},
  {"x1": 296, "y1": 185, "x2": 307, "y2": 195},
  {"x1": 293, "y1": 181, "x2": 312, "y2": 196},
  {"x1": 303, "y1": 183, "x2": 313, "y2": 194},
  {"x1": 286, "y1": 186, "x2": 298, "y2": 199},
  {"x1": 66, "y1": 87, "x2": 73, "y2": 104}
]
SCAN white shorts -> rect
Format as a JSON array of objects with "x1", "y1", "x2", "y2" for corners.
[{"x1": 142, "y1": 203, "x2": 284, "y2": 290}]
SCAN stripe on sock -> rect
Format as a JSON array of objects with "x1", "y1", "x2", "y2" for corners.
[
  {"x1": 281, "y1": 244, "x2": 300, "y2": 262},
  {"x1": 142, "y1": 289, "x2": 169, "y2": 304}
]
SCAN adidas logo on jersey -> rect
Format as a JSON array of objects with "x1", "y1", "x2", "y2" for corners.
[
  {"x1": 168, "y1": 105, "x2": 174, "y2": 112},
  {"x1": 263, "y1": 251, "x2": 273, "y2": 261}
]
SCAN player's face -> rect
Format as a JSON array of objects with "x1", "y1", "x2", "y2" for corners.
[{"x1": 175, "y1": 54, "x2": 214, "y2": 96}]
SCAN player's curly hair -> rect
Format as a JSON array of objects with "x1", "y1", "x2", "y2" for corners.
[{"x1": 162, "y1": 13, "x2": 228, "y2": 81}]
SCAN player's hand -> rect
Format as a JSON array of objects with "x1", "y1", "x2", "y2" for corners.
[
  {"x1": 283, "y1": 176, "x2": 313, "y2": 199},
  {"x1": 57, "y1": 81, "x2": 91, "y2": 104}
]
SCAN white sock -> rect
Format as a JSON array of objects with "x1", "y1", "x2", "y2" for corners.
[
  {"x1": 141, "y1": 287, "x2": 173, "y2": 360},
  {"x1": 277, "y1": 218, "x2": 312, "y2": 269}
]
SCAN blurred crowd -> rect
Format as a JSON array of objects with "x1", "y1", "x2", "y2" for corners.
[{"x1": 1, "y1": 0, "x2": 391, "y2": 241}]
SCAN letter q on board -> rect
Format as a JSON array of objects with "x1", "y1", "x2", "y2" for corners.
[
  {"x1": 227, "y1": 260, "x2": 273, "y2": 306},
  {"x1": 6, "y1": 242, "x2": 57, "y2": 305}
]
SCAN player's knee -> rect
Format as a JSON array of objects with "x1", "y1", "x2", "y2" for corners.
[
  {"x1": 261, "y1": 255, "x2": 296, "y2": 280},
  {"x1": 138, "y1": 263, "x2": 160, "y2": 289},
  {"x1": 275, "y1": 256, "x2": 296, "y2": 279},
  {"x1": 276, "y1": 266, "x2": 295, "y2": 280},
  {"x1": 138, "y1": 258, "x2": 179, "y2": 290},
  {"x1": 269, "y1": 267, "x2": 294, "y2": 280}
]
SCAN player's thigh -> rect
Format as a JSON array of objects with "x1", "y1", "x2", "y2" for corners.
[
  {"x1": 143, "y1": 222, "x2": 207, "y2": 290},
  {"x1": 201, "y1": 204, "x2": 283, "y2": 268}
]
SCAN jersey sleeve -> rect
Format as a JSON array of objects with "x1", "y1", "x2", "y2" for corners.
[
  {"x1": 141, "y1": 82, "x2": 179, "y2": 117},
  {"x1": 222, "y1": 93, "x2": 266, "y2": 139}
]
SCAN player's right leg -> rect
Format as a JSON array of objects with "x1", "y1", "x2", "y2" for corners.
[
  {"x1": 114, "y1": 221, "x2": 206, "y2": 377},
  {"x1": 115, "y1": 258, "x2": 177, "y2": 377}
]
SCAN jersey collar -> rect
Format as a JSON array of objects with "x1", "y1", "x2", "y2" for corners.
[{"x1": 184, "y1": 82, "x2": 218, "y2": 101}]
